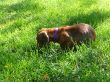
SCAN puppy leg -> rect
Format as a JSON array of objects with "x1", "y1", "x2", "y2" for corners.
[{"x1": 60, "y1": 32, "x2": 73, "y2": 50}]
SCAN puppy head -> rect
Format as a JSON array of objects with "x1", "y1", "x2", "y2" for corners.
[{"x1": 37, "y1": 30, "x2": 49, "y2": 47}]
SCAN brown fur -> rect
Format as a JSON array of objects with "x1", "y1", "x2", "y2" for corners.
[{"x1": 37, "y1": 23, "x2": 96, "y2": 50}]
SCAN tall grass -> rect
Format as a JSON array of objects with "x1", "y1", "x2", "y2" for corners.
[{"x1": 0, "y1": 0, "x2": 110, "y2": 81}]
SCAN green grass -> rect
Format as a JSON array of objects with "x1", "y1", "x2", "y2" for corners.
[{"x1": 0, "y1": 0, "x2": 110, "y2": 82}]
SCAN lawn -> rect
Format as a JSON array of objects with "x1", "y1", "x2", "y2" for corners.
[{"x1": 0, "y1": 0, "x2": 110, "y2": 82}]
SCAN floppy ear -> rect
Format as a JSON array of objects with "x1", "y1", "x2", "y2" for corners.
[{"x1": 37, "y1": 31, "x2": 49, "y2": 47}]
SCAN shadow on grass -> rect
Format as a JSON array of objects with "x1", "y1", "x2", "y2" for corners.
[
  {"x1": 66, "y1": 11, "x2": 110, "y2": 28},
  {"x1": 0, "y1": 0, "x2": 44, "y2": 24},
  {"x1": 80, "y1": 0, "x2": 97, "y2": 7},
  {"x1": 4, "y1": 1, "x2": 42, "y2": 12}
]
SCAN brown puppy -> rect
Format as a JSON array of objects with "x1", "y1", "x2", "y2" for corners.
[{"x1": 37, "y1": 23, "x2": 96, "y2": 50}]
